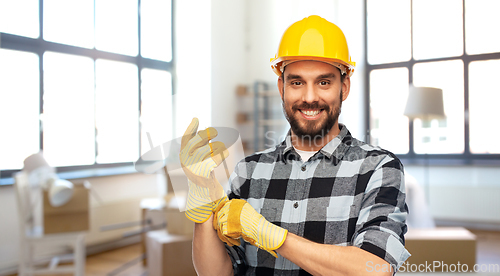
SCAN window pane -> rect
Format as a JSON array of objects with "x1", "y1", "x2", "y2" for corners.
[
  {"x1": 0, "y1": 49, "x2": 39, "y2": 170},
  {"x1": 469, "y1": 59, "x2": 500, "y2": 153},
  {"x1": 465, "y1": 0, "x2": 500, "y2": 55},
  {"x1": 43, "y1": 0, "x2": 94, "y2": 48},
  {"x1": 367, "y1": 0, "x2": 411, "y2": 64},
  {"x1": 369, "y1": 68, "x2": 409, "y2": 154},
  {"x1": 413, "y1": 0, "x2": 463, "y2": 60},
  {"x1": 43, "y1": 52, "x2": 95, "y2": 167},
  {"x1": 95, "y1": 59, "x2": 139, "y2": 163},
  {"x1": 413, "y1": 60, "x2": 464, "y2": 154},
  {"x1": 95, "y1": 0, "x2": 138, "y2": 56},
  {"x1": 141, "y1": 0, "x2": 172, "y2": 61},
  {"x1": 140, "y1": 69, "x2": 172, "y2": 155},
  {"x1": 0, "y1": 0, "x2": 39, "y2": 38}
]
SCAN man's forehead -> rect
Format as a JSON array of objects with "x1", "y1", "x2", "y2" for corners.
[{"x1": 284, "y1": 61, "x2": 340, "y2": 79}]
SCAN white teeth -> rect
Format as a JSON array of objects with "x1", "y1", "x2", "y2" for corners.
[{"x1": 301, "y1": 110, "x2": 320, "y2": 116}]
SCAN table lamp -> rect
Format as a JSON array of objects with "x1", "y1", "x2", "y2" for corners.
[
  {"x1": 23, "y1": 152, "x2": 74, "y2": 207},
  {"x1": 404, "y1": 86, "x2": 445, "y2": 120},
  {"x1": 404, "y1": 85, "x2": 446, "y2": 205}
]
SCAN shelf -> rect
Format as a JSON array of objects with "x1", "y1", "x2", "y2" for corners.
[
  {"x1": 256, "y1": 91, "x2": 281, "y2": 97},
  {"x1": 235, "y1": 82, "x2": 288, "y2": 153}
]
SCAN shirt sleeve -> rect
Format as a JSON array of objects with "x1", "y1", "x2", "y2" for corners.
[{"x1": 352, "y1": 153, "x2": 411, "y2": 271}]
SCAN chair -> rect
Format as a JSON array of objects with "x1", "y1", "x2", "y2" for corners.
[{"x1": 14, "y1": 172, "x2": 86, "y2": 276}]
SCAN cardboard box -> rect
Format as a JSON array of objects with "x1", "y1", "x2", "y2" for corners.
[
  {"x1": 405, "y1": 227, "x2": 476, "y2": 272},
  {"x1": 165, "y1": 208, "x2": 194, "y2": 236},
  {"x1": 146, "y1": 230, "x2": 196, "y2": 276},
  {"x1": 164, "y1": 194, "x2": 194, "y2": 236},
  {"x1": 43, "y1": 182, "x2": 90, "y2": 234},
  {"x1": 236, "y1": 112, "x2": 249, "y2": 124},
  {"x1": 236, "y1": 85, "x2": 248, "y2": 96}
]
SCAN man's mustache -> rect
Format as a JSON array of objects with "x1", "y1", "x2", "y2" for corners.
[{"x1": 291, "y1": 103, "x2": 330, "y2": 112}]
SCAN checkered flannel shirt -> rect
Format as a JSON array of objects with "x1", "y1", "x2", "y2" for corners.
[{"x1": 225, "y1": 124, "x2": 411, "y2": 275}]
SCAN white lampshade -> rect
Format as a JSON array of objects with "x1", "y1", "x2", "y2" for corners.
[
  {"x1": 23, "y1": 152, "x2": 74, "y2": 207},
  {"x1": 404, "y1": 86, "x2": 446, "y2": 119},
  {"x1": 24, "y1": 152, "x2": 56, "y2": 189},
  {"x1": 48, "y1": 178, "x2": 74, "y2": 207},
  {"x1": 23, "y1": 152, "x2": 53, "y2": 174}
]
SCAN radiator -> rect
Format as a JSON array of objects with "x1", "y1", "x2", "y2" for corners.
[
  {"x1": 86, "y1": 198, "x2": 145, "y2": 246},
  {"x1": 429, "y1": 186, "x2": 500, "y2": 224}
]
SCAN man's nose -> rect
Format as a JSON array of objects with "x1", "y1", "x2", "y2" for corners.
[{"x1": 301, "y1": 84, "x2": 320, "y2": 103}]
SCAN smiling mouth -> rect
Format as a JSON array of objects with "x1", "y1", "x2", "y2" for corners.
[{"x1": 299, "y1": 109, "x2": 322, "y2": 118}]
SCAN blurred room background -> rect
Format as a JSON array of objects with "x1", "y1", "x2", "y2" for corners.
[{"x1": 1, "y1": 0, "x2": 499, "y2": 275}]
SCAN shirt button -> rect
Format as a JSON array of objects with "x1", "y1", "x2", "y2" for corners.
[
  {"x1": 294, "y1": 202, "x2": 299, "y2": 208},
  {"x1": 301, "y1": 166, "x2": 306, "y2": 171}
]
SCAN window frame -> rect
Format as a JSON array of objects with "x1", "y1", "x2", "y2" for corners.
[
  {"x1": 363, "y1": 0, "x2": 500, "y2": 165},
  {"x1": 0, "y1": 0, "x2": 175, "y2": 184}
]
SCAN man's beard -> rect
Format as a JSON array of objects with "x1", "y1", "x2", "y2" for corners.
[{"x1": 282, "y1": 91, "x2": 342, "y2": 142}]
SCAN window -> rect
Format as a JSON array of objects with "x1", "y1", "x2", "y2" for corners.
[
  {"x1": 365, "y1": 0, "x2": 500, "y2": 162},
  {"x1": 0, "y1": 0, "x2": 174, "y2": 182}
]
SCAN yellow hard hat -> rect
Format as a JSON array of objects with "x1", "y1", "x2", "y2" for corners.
[{"x1": 270, "y1": 15, "x2": 356, "y2": 77}]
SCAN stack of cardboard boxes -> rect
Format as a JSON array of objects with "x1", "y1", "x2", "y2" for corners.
[{"x1": 145, "y1": 194, "x2": 196, "y2": 276}]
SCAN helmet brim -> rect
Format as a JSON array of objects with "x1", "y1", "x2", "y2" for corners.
[{"x1": 270, "y1": 56, "x2": 355, "y2": 77}]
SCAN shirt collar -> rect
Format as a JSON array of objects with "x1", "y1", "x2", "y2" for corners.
[{"x1": 280, "y1": 124, "x2": 351, "y2": 160}]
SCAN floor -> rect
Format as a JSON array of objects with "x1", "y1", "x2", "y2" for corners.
[
  {"x1": 7, "y1": 229, "x2": 500, "y2": 275},
  {"x1": 8, "y1": 243, "x2": 146, "y2": 276},
  {"x1": 83, "y1": 243, "x2": 146, "y2": 276},
  {"x1": 473, "y1": 229, "x2": 500, "y2": 268}
]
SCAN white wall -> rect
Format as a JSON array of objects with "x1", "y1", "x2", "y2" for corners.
[
  {"x1": 0, "y1": 186, "x2": 20, "y2": 273},
  {"x1": 336, "y1": 0, "x2": 366, "y2": 140},
  {"x1": 210, "y1": 0, "x2": 247, "y2": 130},
  {"x1": 174, "y1": 0, "x2": 248, "y2": 132},
  {"x1": 174, "y1": 0, "x2": 212, "y2": 135}
]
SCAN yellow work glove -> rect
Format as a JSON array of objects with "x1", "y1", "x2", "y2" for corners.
[
  {"x1": 180, "y1": 117, "x2": 229, "y2": 223},
  {"x1": 214, "y1": 199, "x2": 288, "y2": 258}
]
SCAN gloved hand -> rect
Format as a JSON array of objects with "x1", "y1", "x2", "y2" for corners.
[
  {"x1": 180, "y1": 117, "x2": 229, "y2": 223},
  {"x1": 214, "y1": 199, "x2": 288, "y2": 257}
]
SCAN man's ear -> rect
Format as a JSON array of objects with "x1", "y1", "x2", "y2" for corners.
[
  {"x1": 341, "y1": 76, "x2": 351, "y2": 101},
  {"x1": 278, "y1": 76, "x2": 284, "y2": 100}
]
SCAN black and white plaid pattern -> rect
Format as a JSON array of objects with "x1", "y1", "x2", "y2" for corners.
[{"x1": 225, "y1": 124, "x2": 410, "y2": 275}]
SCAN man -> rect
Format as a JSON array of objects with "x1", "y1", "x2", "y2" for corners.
[{"x1": 181, "y1": 15, "x2": 410, "y2": 275}]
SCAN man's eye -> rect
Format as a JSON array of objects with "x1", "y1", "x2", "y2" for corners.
[
  {"x1": 319, "y1": 81, "x2": 329, "y2": 85},
  {"x1": 291, "y1": 81, "x2": 302, "y2": 86}
]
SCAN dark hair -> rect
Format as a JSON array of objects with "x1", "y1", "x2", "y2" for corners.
[{"x1": 340, "y1": 69, "x2": 347, "y2": 83}]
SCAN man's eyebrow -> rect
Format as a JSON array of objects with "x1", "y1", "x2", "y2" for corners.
[
  {"x1": 316, "y1": 73, "x2": 336, "y2": 80},
  {"x1": 285, "y1": 73, "x2": 337, "y2": 81},
  {"x1": 285, "y1": 74, "x2": 302, "y2": 81}
]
